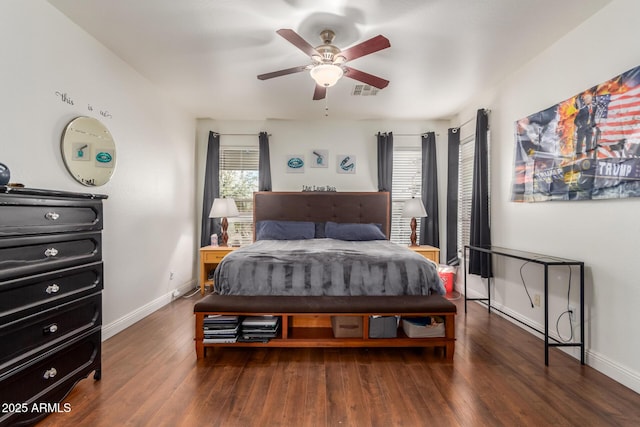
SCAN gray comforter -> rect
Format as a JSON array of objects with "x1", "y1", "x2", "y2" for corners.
[{"x1": 213, "y1": 239, "x2": 445, "y2": 296}]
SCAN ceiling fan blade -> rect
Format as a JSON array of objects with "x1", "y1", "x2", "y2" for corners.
[
  {"x1": 343, "y1": 66, "x2": 389, "y2": 89},
  {"x1": 313, "y1": 85, "x2": 327, "y2": 100},
  {"x1": 337, "y1": 35, "x2": 390, "y2": 62},
  {"x1": 257, "y1": 65, "x2": 308, "y2": 80},
  {"x1": 276, "y1": 29, "x2": 320, "y2": 58}
]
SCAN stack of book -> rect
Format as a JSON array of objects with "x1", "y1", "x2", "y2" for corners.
[
  {"x1": 239, "y1": 316, "x2": 280, "y2": 343},
  {"x1": 203, "y1": 315, "x2": 240, "y2": 343}
]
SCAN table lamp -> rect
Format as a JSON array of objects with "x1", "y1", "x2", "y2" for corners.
[
  {"x1": 401, "y1": 198, "x2": 427, "y2": 247},
  {"x1": 209, "y1": 198, "x2": 239, "y2": 246}
]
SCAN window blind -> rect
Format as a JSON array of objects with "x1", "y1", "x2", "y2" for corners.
[
  {"x1": 391, "y1": 146, "x2": 422, "y2": 245},
  {"x1": 220, "y1": 148, "x2": 259, "y2": 171},
  {"x1": 457, "y1": 135, "x2": 475, "y2": 257},
  {"x1": 220, "y1": 146, "x2": 259, "y2": 246},
  {"x1": 457, "y1": 131, "x2": 490, "y2": 257}
]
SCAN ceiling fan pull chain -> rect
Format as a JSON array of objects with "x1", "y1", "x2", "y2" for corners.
[{"x1": 325, "y1": 90, "x2": 329, "y2": 117}]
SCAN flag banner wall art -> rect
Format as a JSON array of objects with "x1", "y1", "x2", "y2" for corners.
[{"x1": 512, "y1": 64, "x2": 640, "y2": 202}]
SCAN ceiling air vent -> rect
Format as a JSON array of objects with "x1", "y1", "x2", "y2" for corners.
[{"x1": 352, "y1": 84, "x2": 379, "y2": 96}]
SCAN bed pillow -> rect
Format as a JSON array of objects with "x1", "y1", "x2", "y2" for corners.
[
  {"x1": 255, "y1": 220, "x2": 315, "y2": 241},
  {"x1": 325, "y1": 221, "x2": 386, "y2": 241},
  {"x1": 314, "y1": 222, "x2": 326, "y2": 238}
]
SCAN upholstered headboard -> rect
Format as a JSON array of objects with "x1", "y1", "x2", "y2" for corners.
[{"x1": 253, "y1": 191, "x2": 391, "y2": 239}]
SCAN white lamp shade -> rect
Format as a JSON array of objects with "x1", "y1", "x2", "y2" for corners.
[
  {"x1": 401, "y1": 198, "x2": 427, "y2": 218},
  {"x1": 309, "y1": 64, "x2": 344, "y2": 87},
  {"x1": 209, "y1": 198, "x2": 239, "y2": 218}
]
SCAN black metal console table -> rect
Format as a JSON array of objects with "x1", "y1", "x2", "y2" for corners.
[{"x1": 464, "y1": 245, "x2": 584, "y2": 366}]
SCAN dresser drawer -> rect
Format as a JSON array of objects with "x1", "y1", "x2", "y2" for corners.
[
  {"x1": 0, "y1": 293, "x2": 101, "y2": 374},
  {"x1": 0, "y1": 329, "x2": 100, "y2": 426},
  {"x1": 0, "y1": 194, "x2": 103, "y2": 237},
  {"x1": 0, "y1": 231, "x2": 101, "y2": 281},
  {"x1": 0, "y1": 262, "x2": 103, "y2": 323}
]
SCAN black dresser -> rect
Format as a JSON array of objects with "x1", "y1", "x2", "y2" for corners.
[{"x1": 0, "y1": 187, "x2": 107, "y2": 426}]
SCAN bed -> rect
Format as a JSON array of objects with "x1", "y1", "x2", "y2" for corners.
[
  {"x1": 195, "y1": 191, "x2": 455, "y2": 359},
  {"x1": 212, "y1": 191, "x2": 445, "y2": 296}
]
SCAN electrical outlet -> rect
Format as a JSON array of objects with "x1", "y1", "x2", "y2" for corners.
[
  {"x1": 533, "y1": 294, "x2": 541, "y2": 307},
  {"x1": 172, "y1": 289, "x2": 180, "y2": 298},
  {"x1": 569, "y1": 306, "x2": 575, "y2": 321}
]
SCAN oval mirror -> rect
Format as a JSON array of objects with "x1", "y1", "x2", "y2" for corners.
[{"x1": 61, "y1": 116, "x2": 116, "y2": 186}]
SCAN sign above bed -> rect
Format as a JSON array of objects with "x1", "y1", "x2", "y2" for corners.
[{"x1": 301, "y1": 185, "x2": 337, "y2": 192}]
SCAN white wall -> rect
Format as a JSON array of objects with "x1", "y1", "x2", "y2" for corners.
[
  {"x1": 458, "y1": 0, "x2": 640, "y2": 393},
  {"x1": 0, "y1": 1, "x2": 197, "y2": 338},
  {"x1": 196, "y1": 118, "x2": 450, "y2": 260}
]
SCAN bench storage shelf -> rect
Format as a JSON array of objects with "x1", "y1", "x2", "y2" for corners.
[{"x1": 194, "y1": 295, "x2": 456, "y2": 360}]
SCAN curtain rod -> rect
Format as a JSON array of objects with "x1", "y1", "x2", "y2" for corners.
[
  {"x1": 211, "y1": 132, "x2": 272, "y2": 136},
  {"x1": 453, "y1": 108, "x2": 491, "y2": 132},
  {"x1": 373, "y1": 132, "x2": 439, "y2": 137}
]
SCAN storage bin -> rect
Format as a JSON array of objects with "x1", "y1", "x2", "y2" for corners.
[
  {"x1": 368, "y1": 315, "x2": 398, "y2": 338},
  {"x1": 331, "y1": 316, "x2": 362, "y2": 338},
  {"x1": 402, "y1": 316, "x2": 445, "y2": 338}
]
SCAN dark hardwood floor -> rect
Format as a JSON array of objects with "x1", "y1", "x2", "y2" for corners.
[{"x1": 36, "y1": 292, "x2": 640, "y2": 427}]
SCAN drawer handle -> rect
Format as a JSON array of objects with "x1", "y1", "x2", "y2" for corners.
[
  {"x1": 46, "y1": 284, "x2": 60, "y2": 294},
  {"x1": 45, "y1": 211, "x2": 60, "y2": 221},
  {"x1": 44, "y1": 323, "x2": 58, "y2": 334},
  {"x1": 43, "y1": 368, "x2": 57, "y2": 379},
  {"x1": 44, "y1": 247, "x2": 59, "y2": 257}
]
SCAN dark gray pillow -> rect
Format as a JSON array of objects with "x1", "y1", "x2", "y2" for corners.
[
  {"x1": 255, "y1": 220, "x2": 315, "y2": 240},
  {"x1": 314, "y1": 222, "x2": 326, "y2": 238},
  {"x1": 325, "y1": 221, "x2": 386, "y2": 241}
]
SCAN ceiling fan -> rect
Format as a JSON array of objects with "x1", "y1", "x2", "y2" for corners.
[{"x1": 257, "y1": 28, "x2": 390, "y2": 100}]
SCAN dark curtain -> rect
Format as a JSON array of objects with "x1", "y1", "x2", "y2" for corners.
[
  {"x1": 446, "y1": 128, "x2": 460, "y2": 265},
  {"x1": 377, "y1": 132, "x2": 393, "y2": 191},
  {"x1": 258, "y1": 131, "x2": 272, "y2": 191},
  {"x1": 468, "y1": 109, "x2": 492, "y2": 277},
  {"x1": 377, "y1": 132, "x2": 393, "y2": 229},
  {"x1": 200, "y1": 131, "x2": 220, "y2": 247},
  {"x1": 420, "y1": 132, "x2": 439, "y2": 249}
]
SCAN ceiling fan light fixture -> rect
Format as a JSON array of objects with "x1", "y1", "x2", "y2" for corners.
[
  {"x1": 333, "y1": 55, "x2": 346, "y2": 65},
  {"x1": 310, "y1": 64, "x2": 343, "y2": 87}
]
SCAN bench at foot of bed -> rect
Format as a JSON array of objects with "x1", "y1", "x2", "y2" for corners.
[{"x1": 194, "y1": 295, "x2": 456, "y2": 360}]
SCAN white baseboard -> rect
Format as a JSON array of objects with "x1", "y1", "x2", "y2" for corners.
[
  {"x1": 465, "y1": 288, "x2": 640, "y2": 394},
  {"x1": 587, "y1": 349, "x2": 640, "y2": 394},
  {"x1": 102, "y1": 279, "x2": 197, "y2": 341}
]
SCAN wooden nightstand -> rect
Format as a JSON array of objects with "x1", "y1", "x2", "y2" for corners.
[
  {"x1": 199, "y1": 246, "x2": 237, "y2": 294},
  {"x1": 409, "y1": 245, "x2": 440, "y2": 263}
]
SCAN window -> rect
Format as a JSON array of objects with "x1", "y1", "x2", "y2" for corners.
[
  {"x1": 391, "y1": 146, "x2": 422, "y2": 245},
  {"x1": 457, "y1": 136, "x2": 474, "y2": 257},
  {"x1": 457, "y1": 131, "x2": 490, "y2": 258},
  {"x1": 220, "y1": 146, "x2": 259, "y2": 246}
]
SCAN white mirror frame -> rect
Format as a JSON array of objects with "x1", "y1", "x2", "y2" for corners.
[{"x1": 61, "y1": 116, "x2": 116, "y2": 186}]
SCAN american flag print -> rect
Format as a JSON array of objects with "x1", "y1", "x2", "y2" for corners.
[{"x1": 511, "y1": 64, "x2": 640, "y2": 202}]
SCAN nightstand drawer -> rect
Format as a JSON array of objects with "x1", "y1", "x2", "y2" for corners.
[
  {"x1": 418, "y1": 251, "x2": 438, "y2": 262},
  {"x1": 0, "y1": 293, "x2": 101, "y2": 374},
  {"x1": 203, "y1": 251, "x2": 231, "y2": 263},
  {"x1": 410, "y1": 246, "x2": 440, "y2": 263}
]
